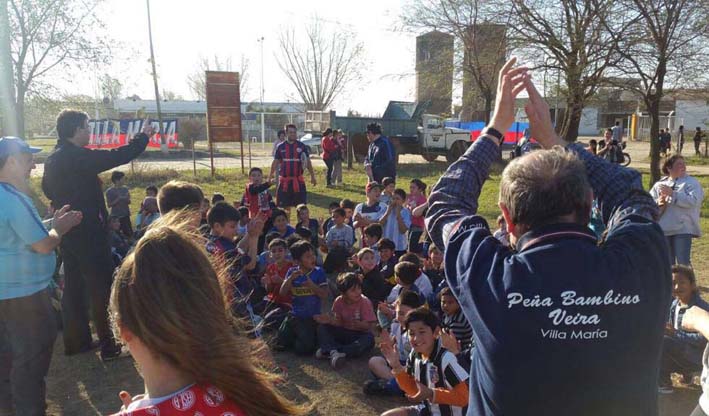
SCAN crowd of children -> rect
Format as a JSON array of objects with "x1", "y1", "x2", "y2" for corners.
[
  {"x1": 101, "y1": 159, "x2": 709, "y2": 415},
  {"x1": 102, "y1": 169, "x2": 479, "y2": 415}
]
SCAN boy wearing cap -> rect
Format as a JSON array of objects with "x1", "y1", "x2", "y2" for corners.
[
  {"x1": 105, "y1": 170, "x2": 132, "y2": 238},
  {"x1": 0, "y1": 136, "x2": 83, "y2": 415},
  {"x1": 354, "y1": 182, "x2": 388, "y2": 248}
]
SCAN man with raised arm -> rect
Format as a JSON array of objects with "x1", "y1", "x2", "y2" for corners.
[
  {"x1": 42, "y1": 110, "x2": 153, "y2": 361},
  {"x1": 425, "y1": 58, "x2": 670, "y2": 416}
]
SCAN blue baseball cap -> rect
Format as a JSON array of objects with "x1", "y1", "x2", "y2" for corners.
[{"x1": 0, "y1": 137, "x2": 42, "y2": 158}]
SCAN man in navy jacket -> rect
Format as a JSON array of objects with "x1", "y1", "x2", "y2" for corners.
[{"x1": 426, "y1": 58, "x2": 670, "y2": 415}]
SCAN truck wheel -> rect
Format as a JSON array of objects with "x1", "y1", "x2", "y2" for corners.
[
  {"x1": 422, "y1": 153, "x2": 438, "y2": 162},
  {"x1": 446, "y1": 141, "x2": 468, "y2": 164}
]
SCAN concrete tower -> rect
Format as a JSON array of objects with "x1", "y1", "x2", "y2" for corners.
[
  {"x1": 461, "y1": 24, "x2": 507, "y2": 121},
  {"x1": 416, "y1": 31, "x2": 454, "y2": 116}
]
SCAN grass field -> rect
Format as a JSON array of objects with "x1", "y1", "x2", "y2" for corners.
[{"x1": 28, "y1": 161, "x2": 709, "y2": 415}]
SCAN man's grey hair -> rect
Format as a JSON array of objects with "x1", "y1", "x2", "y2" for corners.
[{"x1": 499, "y1": 147, "x2": 591, "y2": 229}]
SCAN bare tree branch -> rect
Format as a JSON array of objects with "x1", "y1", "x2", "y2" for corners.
[{"x1": 276, "y1": 16, "x2": 364, "y2": 111}]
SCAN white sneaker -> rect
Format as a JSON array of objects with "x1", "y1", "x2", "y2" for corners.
[{"x1": 330, "y1": 351, "x2": 346, "y2": 369}]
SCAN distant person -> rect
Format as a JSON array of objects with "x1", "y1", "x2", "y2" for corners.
[
  {"x1": 0, "y1": 136, "x2": 82, "y2": 415},
  {"x1": 598, "y1": 128, "x2": 624, "y2": 164},
  {"x1": 650, "y1": 155, "x2": 704, "y2": 265},
  {"x1": 588, "y1": 139, "x2": 598, "y2": 155},
  {"x1": 694, "y1": 127, "x2": 704, "y2": 156},
  {"x1": 268, "y1": 124, "x2": 316, "y2": 221},
  {"x1": 659, "y1": 129, "x2": 672, "y2": 156},
  {"x1": 611, "y1": 120, "x2": 624, "y2": 143},
  {"x1": 364, "y1": 122, "x2": 396, "y2": 183},
  {"x1": 42, "y1": 110, "x2": 151, "y2": 360},
  {"x1": 321, "y1": 128, "x2": 338, "y2": 187},
  {"x1": 105, "y1": 170, "x2": 132, "y2": 238}
]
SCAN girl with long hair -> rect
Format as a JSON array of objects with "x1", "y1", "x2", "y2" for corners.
[{"x1": 109, "y1": 222, "x2": 304, "y2": 416}]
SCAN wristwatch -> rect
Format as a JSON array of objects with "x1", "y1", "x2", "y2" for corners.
[{"x1": 482, "y1": 127, "x2": 504, "y2": 145}]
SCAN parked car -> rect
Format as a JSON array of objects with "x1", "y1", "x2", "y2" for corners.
[{"x1": 299, "y1": 133, "x2": 322, "y2": 155}]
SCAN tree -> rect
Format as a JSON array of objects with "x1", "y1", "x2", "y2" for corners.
[
  {"x1": 100, "y1": 74, "x2": 123, "y2": 102},
  {"x1": 7, "y1": 0, "x2": 110, "y2": 136},
  {"x1": 276, "y1": 17, "x2": 364, "y2": 111},
  {"x1": 401, "y1": 0, "x2": 509, "y2": 122},
  {"x1": 603, "y1": 0, "x2": 709, "y2": 183},
  {"x1": 186, "y1": 55, "x2": 249, "y2": 101},
  {"x1": 161, "y1": 89, "x2": 183, "y2": 101},
  {"x1": 509, "y1": 0, "x2": 622, "y2": 141}
]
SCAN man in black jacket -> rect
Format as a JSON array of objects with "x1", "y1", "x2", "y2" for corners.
[{"x1": 42, "y1": 110, "x2": 152, "y2": 360}]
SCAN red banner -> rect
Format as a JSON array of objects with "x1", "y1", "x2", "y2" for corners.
[{"x1": 87, "y1": 119, "x2": 179, "y2": 149}]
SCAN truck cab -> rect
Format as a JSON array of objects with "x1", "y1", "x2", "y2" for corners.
[{"x1": 419, "y1": 114, "x2": 473, "y2": 163}]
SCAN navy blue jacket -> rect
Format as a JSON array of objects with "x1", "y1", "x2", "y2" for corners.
[
  {"x1": 365, "y1": 135, "x2": 396, "y2": 182},
  {"x1": 426, "y1": 136, "x2": 671, "y2": 416}
]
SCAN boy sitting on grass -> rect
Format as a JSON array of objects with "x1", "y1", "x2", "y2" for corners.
[
  {"x1": 363, "y1": 223, "x2": 383, "y2": 262},
  {"x1": 355, "y1": 247, "x2": 389, "y2": 308},
  {"x1": 205, "y1": 202, "x2": 261, "y2": 320},
  {"x1": 323, "y1": 207, "x2": 355, "y2": 274},
  {"x1": 659, "y1": 264, "x2": 709, "y2": 393},
  {"x1": 399, "y1": 253, "x2": 434, "y2": 300},
  {"x1": 270, "y1": 208, "x2": 296, "y2": 239},
  {"x1": 314, "y1": 272, "x2": 376, "y2": 369},
  {"x1": 365, "y1": 290, "x2": 424, "y2": 396},
  {"x1": 439, "y1": 287, "x2": 474, "y2": 369},
  {"x1": 261, "y1": 238, "x2": 294, "y2": 329},
  {"x1": 378, "y1": 238, "x2": 397, "y2": 286},
  {"x1": 276, "y1": 240, "x2": 328, "y2": 354},
  {"x1": 381, "y1": 307, "x2": 469, "y2": 416},
  {"x1": 378, "y1": 261, "x2": 424, "y2": 330}
]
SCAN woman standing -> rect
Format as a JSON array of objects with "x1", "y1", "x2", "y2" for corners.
[
  {"x1": 321, "y1": 128, "x2": 337, "y2": 187},
  {"x1": 650, "y1": 155, "x2": 705, "y2": 265}
]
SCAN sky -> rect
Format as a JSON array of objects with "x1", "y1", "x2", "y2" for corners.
[{"x1": 83, "y1": 0, "x2": 425, "y2": 116}]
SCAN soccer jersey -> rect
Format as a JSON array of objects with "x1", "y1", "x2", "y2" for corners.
[
  {"x1": 442, "y1": 309, "x2": 474, "y2": 352},
  {"x1": 274, "y1": 140, "x2": 309, "y2": 178},
  {"x1": 287, "y1": 266, "x2": 327, "y2": 318},
  {"x1": 242, "y1": 182, "x2": 274, "y2": 218},
  {"x1": 405, "y1": 339, "x2": 469, "y2": 416},
  {"x1": 111, "y1": 384, "x2": 246, "y2": 416}
]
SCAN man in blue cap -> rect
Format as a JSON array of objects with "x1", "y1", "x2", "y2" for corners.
[
  {"x1": 0, "y1": 136, "x2": 83, "y2": 415},
  {"x1": 42, "y1": 110, "x2": 153, "y2": 361}
]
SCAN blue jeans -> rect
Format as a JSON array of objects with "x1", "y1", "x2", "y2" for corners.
[
  {"x1": 667, "y1": 234, "x2": 693, "y2": 265},
  {"x1": 0, "y1": 289, "x2": 58, "y2": 416},
  {"x1": 317, "y1": 324, "x2": 374, "y2": 357}
]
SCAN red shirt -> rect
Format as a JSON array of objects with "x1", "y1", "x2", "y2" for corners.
[
  {"x1": 332, "y1": 295, "x2": 376, "y2": 331},
  {"x1": 321, "y1": 135, "x2": 338, "y2": 161},
  {"x1": 111, "y1": 384, "x2": 246, "y2": 416},
  {"x1": 406, "y1": 194, "x2": 427, "y2": 229},
  {"x1": 265, "y1": 261, "x2": 294, "y2": 306}
]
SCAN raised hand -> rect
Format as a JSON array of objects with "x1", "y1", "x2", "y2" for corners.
[
  {"x1": 247, "y1": 213, "x2": 267, "y2": 238},
  {"x1": 141, "y1": 119, "x2": 156, "y2": 137},
  {"x1": 380, "y1": 338, "x2": 400, "y2": 368},
  {"x1": 440, "y1": 329, "x2": 461, "y2": 354},
  {"x1": 489, "y1": 57, "x2": 529, "y2": 135},
  {"x1": 524, "y1": 76, "x2": 565, "y2": 149}
]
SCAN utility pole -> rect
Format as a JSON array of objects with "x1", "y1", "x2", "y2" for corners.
[
  {"x1": 258, "y1": 36, "x2": 265, "y2": 148},
  {"x1": 0, "y1": 0, "x2": 17, "y2": 136},
  {"x1": 146, "y1": 0, "x2": 166, "y2": 152}
]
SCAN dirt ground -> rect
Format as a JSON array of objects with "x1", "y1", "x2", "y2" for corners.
[{"x1": 45, "y1": 330, "x2": 701, "y2": 416}]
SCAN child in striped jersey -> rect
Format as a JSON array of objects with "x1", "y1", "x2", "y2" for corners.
[
  {"x1": 381, "y1": 307, "x2": 469, "y2": 416},
  {"x1": 439, "y1": 287, "x2": 474, "y2": 369},
  {"x1": 365, "y1": 290, "x2": 424, "y2": 396}
]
